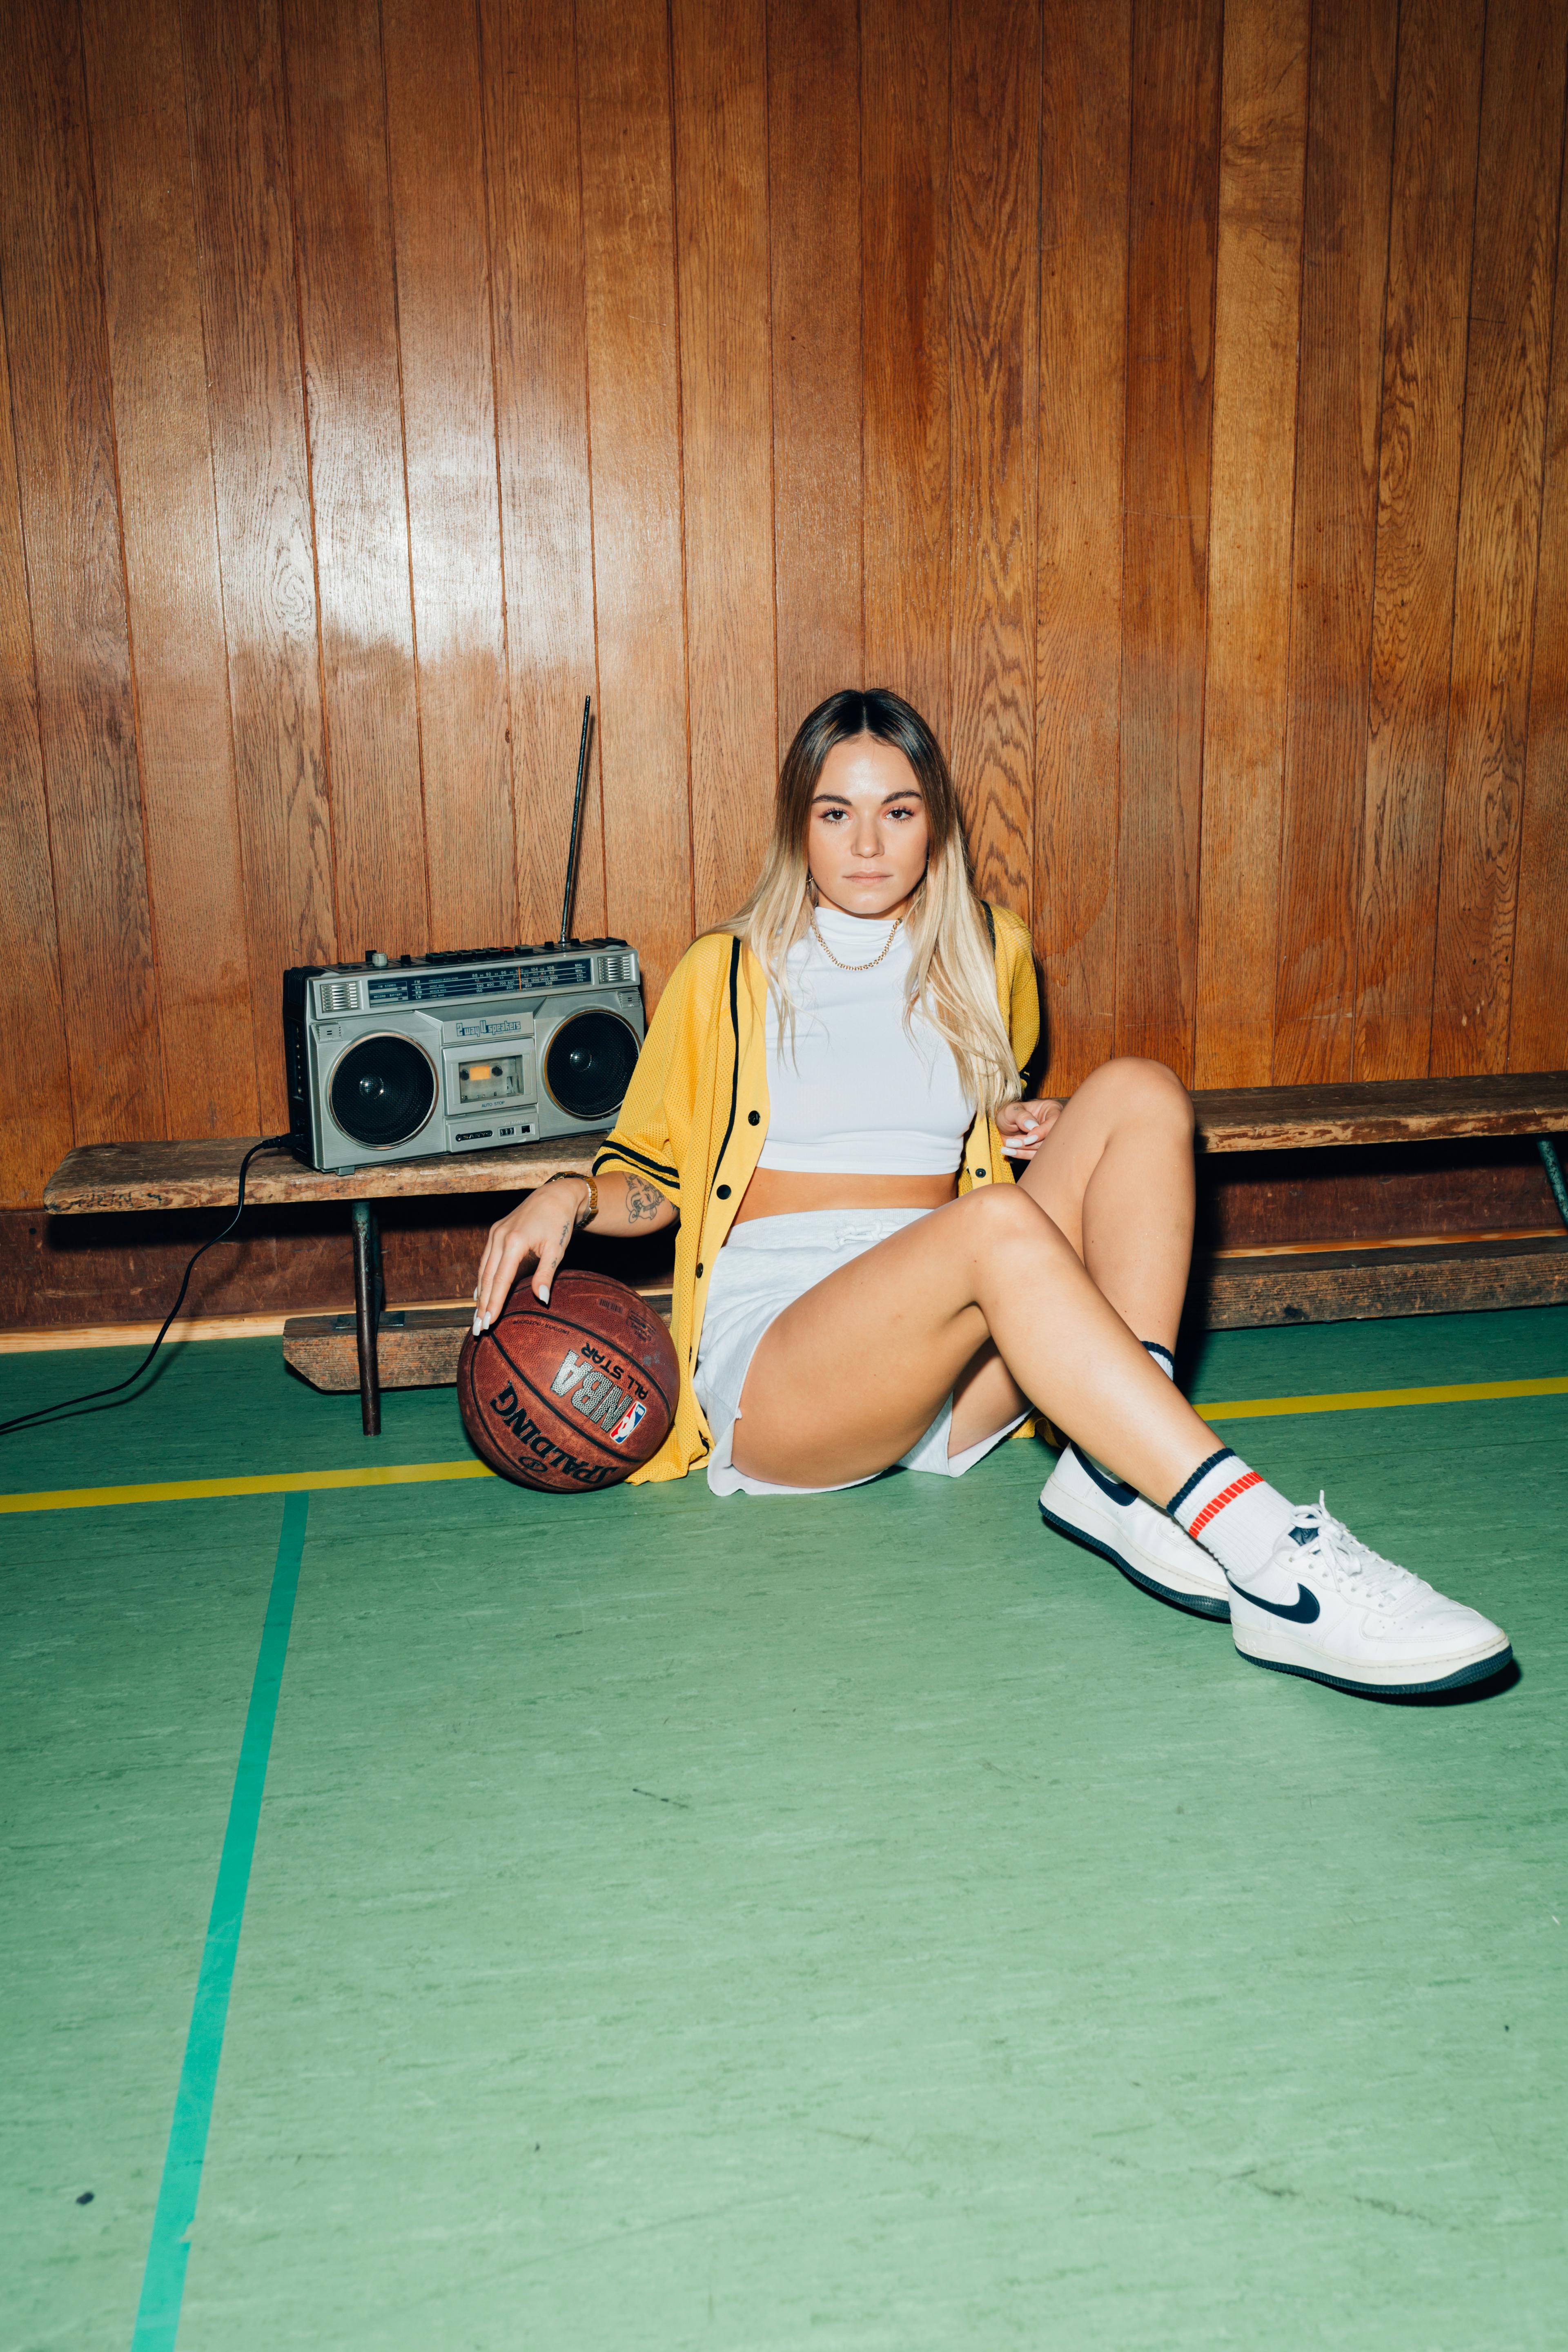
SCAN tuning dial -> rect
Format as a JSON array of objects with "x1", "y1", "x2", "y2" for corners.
[{"x1": 366, "y1": 950, "x2": 389, "y2": 968}]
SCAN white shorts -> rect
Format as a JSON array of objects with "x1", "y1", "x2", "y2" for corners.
[{"x1": 693, "y1": 1206, "x2": 1027, "y2": 1498}]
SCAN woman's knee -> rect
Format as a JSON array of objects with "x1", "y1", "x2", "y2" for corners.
[
  {"x1": 1081, "y1": 1054, "x2": 1194, "y2": 1137},
  {"x1": 958, "y1": 1177, "x2": 1074, "y2": 1259}
]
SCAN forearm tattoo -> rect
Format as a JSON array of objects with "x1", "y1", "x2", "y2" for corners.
[{"x1": 626, "y1": 1174, "x2": 668, "y2": 1224}]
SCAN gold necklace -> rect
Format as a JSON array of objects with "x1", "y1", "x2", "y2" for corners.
[{"x1": 810, "y1": 906, "x2": 903, "y2": 971}]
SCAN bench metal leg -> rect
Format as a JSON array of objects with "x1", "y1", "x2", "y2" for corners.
[
  {"x1": 352, "y1": 1200, "x2": 382, "y2": 1437},
  {"x1": 1539, "y1": 1137, "x2": 1568, "y2": 1232}
]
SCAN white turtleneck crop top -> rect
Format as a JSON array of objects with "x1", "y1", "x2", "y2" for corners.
[{"x1": 756, "y1": 904, "x2": 975, "y2": 1175}]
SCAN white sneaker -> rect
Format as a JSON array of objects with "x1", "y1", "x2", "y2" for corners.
[
  {"x1": 1226, "y1": 1497, "x2": 1512, "y2": 1696},
  {"x1": 1040, "y1": 1445, "x2": 1231, "y2": 1619}
]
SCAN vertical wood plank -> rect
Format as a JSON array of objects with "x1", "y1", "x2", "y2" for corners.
[
  {"x1": 672, "y1": 0, "x2": 777, "y2": 933},
  {"x1": 1512, "y1": 114, "x2": 1568, "y2": 1073},
  {"x1": 0, "y1": 300, "x2": 73, "y2": 1202},
  {"x1": 1192, "y1": 0, "x2": 1309, "y2": 1089},
  {"x1": 1117, "y1": 0, "x2": 1222, "y2": 1080},
  {"x1": 577, "y1": 0, "x2": 692, "y2": 999},
  {"x1": 1432, "y1": 0, "x2": 1568, "y2": 1074},
  {"x1": 481, "y1": 0, "x2": 605, "y2": 947},
  {"x1": 81, "y1": 0, "x2": 259, "y2": 1140},
  {"x1": 1355, "y1": 0, "x2": 1485, "y2": 1080},
  {"x1": 181, "y1": 0, "x2": 336, "y2": 1135},
  {"x1": 948, "y1": 0, "x2": 1039, "y2": 923},
  {"x1": 383, "y1": 0, "x2": 514, "y2": 952},
  {"x1": 769, "y1": 0, "x2": 862, "y2": 752},
  {"x1": 862, "y1": 0, "x2": 949, "y2": 741},
  {"x1": 282, "y1": 0, "x2": 427, "y2": 962},
  {"x1": 1272, "y1": 0, "x2": 1397, "y2": 1083},
  {"x1": 0, "y1": 0, "x2": 165, "y2": 1145},
  {"x1": 1035, "y1": 0, "x2": 1129, "y2": 1089}
]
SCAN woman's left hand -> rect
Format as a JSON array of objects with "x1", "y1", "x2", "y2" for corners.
[{"x1": 996, "y1": 1096, "x2": 1065, "y2": 1160}]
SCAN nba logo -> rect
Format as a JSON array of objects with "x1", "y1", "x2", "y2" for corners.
[{"x1": 608, "y1": 1400, "x2": 646, "y2": 1447}]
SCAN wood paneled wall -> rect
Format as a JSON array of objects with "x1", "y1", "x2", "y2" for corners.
[{"x1": 2, "y1": 0, "x2": 1567, "y2": 1207}]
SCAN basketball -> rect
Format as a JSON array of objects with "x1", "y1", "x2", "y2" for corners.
[{"x1": 457, "y1": 1269, "x2": 679, "y2": 1492}]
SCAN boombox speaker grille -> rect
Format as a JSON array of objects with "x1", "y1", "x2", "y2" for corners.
[
  {"x1": 330, "y1": 1034, "x2": 438, "y2": 1147},
  {"x1": 543, "y1": 1009, "x2": 641, "y2": 1123}
]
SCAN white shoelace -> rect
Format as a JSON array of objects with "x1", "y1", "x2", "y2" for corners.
[{"x1": 1277, "y1": 1496, "x2": 1425, "y2": 1605}]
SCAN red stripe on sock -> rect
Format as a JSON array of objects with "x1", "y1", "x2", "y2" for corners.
[{"x1": 1187, "y1": 1470, "x2": 1262, "y2": 1537}]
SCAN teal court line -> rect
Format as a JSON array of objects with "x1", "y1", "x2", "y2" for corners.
[{"x1": 129, "y1": 1492, "x2": 310, "y2": 2352}]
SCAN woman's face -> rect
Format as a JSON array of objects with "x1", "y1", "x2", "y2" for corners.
[{"x1": 806, "y1": 735, "x2": 931, "y2": 922}]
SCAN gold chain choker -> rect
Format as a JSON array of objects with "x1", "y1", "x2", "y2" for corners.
[{"x1": 809, "y1": 909, "x2": 903, "y2": 971}]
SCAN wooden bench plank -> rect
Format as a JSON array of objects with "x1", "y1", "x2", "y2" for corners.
[
  {"x1": 42, "y1": 1069, "x2": 1568, "y2": 1215},
  {"x1": 1200, "y1": 1233, "x2": 1568, "y2": 1326},
  {"x1": 283, "y1": 1294, "x2": 674, "y2": 1394},
  {"x1": 1191, "y1": 1071, "x2": 1568, "y2": 1150},
  {"x1": 42, "y1": 1134, "x2": 605, "y2": 1214},
  {"x1": 280, "y1": 1234, "x2": 1568, "y2": 1392}
]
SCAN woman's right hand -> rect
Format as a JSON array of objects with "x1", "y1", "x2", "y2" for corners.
[{"x1": 472, "y1": 1179, "x2": 588, "y2": 1333}]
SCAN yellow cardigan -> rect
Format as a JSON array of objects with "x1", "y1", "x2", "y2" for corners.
[{"x1": 593, "y1": 902, "x2": 1042, "y2": 1483}]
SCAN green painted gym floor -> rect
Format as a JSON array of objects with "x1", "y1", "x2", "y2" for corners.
[{"x1": 3, "y1": 1307, "x2": 1565, "y2": 2350}]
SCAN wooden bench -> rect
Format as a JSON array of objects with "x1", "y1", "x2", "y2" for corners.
[
  {"x1": 42, "y1": 1072, "x2": 1568, "y2": 1433},
  {"x1": 1186, "y1": 1073, "x2": 1568, "y2": 1328},
  {"x1": 42, "y1": 1135, "x2": 606, "y2": 1436}
]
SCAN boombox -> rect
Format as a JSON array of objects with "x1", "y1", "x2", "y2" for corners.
[{"x1": 283, "y1": 940, "x2": 645, "y2": 1174}]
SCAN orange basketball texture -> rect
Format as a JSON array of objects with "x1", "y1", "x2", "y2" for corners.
[{"x1": 457, "y1": 1269, "x2": 679, "y2": 1492}]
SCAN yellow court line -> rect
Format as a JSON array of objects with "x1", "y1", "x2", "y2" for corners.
[
  {"x1": 1201, "y1": 1374, "x2": 1568, "y2": 1421},
  {"x1": 0, "y1": 1460, "x2": 494, "y2": 1515},
  {"x1": 2, "y1": 1375, "x2": 1566, "y2": 1515}
]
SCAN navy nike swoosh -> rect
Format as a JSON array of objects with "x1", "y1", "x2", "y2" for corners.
[
  {"x1": 1068, "y1": 1444, "x2": 1138, "y2": 1508},
  {"x1": 1225, "y1": 1573, "x2": 1321, "y2": 1623}
]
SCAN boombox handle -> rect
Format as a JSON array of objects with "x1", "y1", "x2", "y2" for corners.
[{"x1": 558, "y1": 694, "x2": 593, "y2": 947}]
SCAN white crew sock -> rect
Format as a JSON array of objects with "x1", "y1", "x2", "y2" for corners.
[
  {"x1": 1073, "y1": 1341, "x2": 1176, "y2": 1495},
  {"x1": 1166, "y1": 1448, "x2": 1298, "y2": 1584}
]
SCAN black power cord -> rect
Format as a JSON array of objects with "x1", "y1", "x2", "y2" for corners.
[{"x1": 0, "y1": 1136, "x2": 292, "y2": 1440}]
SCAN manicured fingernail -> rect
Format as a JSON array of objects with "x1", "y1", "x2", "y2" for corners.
[
  {"x1": 538, "y1": 1288, "x2": 549, "y2": 1306},
  {"x1": 472, "y1": 1314, "x2": 481, "y2": 1336}
]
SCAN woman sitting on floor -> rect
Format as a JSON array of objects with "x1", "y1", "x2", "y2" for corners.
[{"x1": 473, "y1": 688, "x2": 1509, "y2": 1700}]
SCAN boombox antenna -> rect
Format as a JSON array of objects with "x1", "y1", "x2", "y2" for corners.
[{"x1": 558, "y1": 694, "x2": 593, "y2": 947}]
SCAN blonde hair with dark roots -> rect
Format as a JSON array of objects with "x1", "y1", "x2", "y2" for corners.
[{"x1": 722, "y1": 687, "x2": 1022, "y2": 1117}]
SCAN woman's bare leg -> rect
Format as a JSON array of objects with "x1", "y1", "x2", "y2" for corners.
[
  {"x1": 731, "y1": 1184, "x2": 1218, "y2": 1496},
  {"x1": 944, "y1": 1056, "x2": 1196, "y2": 1453},
  {"x1": 1015, "y1": 1057, "x2": 1194, "y2": 1348}
]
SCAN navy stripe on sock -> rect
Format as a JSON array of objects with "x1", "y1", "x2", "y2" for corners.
[
  {"x1": 1167, "y1": 1446, "x2": 1236, "y2": 1519},
  {"x1": 1142, "y1": 1340, "x2": 1175, "y2": 1370}
]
